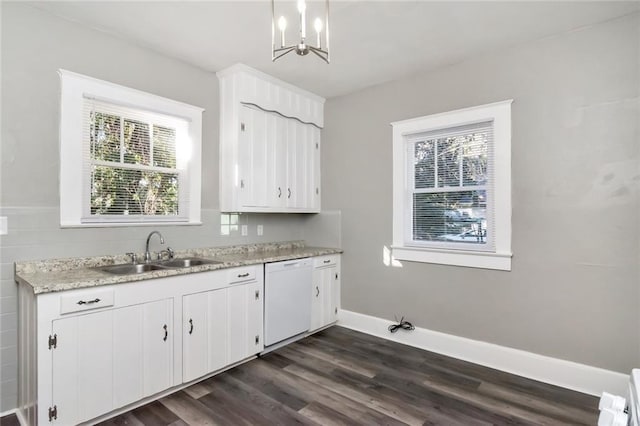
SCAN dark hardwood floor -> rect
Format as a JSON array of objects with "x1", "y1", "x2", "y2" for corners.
[{"x1": 4, "y1": 327, "x2": 600, "y2": 425}]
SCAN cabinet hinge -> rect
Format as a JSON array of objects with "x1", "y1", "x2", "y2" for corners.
[
  {"x1": 48, "y1": 405, "x2": 57, "y2": 421},
  {"x1": 241, "y1": 122, "x2": 245, "y2": 131},
  {"x1": 255, "y1": 335, "x2": 260, "y2": 345},
  {"x1": 255, "y1": 290, "x2": 260, "y2": 300},
  {"x1": 48, "y1": 334, "x2": 57, "y2": 350}
]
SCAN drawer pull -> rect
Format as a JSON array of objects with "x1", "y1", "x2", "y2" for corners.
[
  {"x1": 77, "y1": 298, "x2": 101, "y2": 305},
  {"x1": 163, "y1": 324, "x2": 168, "y2": 341},
  {"x1": 323, "y1": 260, "x2": 331, "y2": 264},
  {"x1": 237, "y1": 273, "x2": 250, "y2": 278},
  {"x1": 189, "y1": 319, "x2": 194, "y2": 335}
]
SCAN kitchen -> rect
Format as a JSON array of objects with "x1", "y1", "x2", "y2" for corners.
[{"x1": 1, "y1": 1, "x2": 639, "y2": 425}]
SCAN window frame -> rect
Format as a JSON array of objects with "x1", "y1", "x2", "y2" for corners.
[
  {"x1": 391, "y1": 100, "x2": 513, "y2": 271},
  {"x1": 59, "y1": 69, "x2": 204, "y2": 227}
]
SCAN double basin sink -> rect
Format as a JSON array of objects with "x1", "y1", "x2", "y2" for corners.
[{"x1": 97, "y1": 257, "x2": 222, "y2": 276}]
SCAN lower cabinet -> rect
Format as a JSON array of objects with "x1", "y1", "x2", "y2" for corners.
[
  {"x1": 51, "y1": 299, "x2": 172, "y2": 425},
  {"x1": 19, "y1": 256, "x2": 338, "y2": 425},
  {"x1": 182, "y1": 277, "x2": 263, "y2": 383},
  {"x1": 310, "y1": 255, "x2": 341, "y2": 332}
]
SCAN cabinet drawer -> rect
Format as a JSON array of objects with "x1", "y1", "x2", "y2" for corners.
[
  {"x1": 60, "y1": 288, "x2": 115, "y2": 314},
  {"x1": 228, "y1": 266, "x2": 257, "y2": 284},
  {"x1": 314, "y1": 256, "x2": 337, "y2": 268}
]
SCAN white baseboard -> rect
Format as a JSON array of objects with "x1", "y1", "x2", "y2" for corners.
[{"x1": 337, "y1": 309, "x2": 629, "y2": 397}]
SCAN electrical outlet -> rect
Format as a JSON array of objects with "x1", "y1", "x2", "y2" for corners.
[
  {"x1": 0, "y1": 217, "x2": 7, "y2": 235},
  {"x1": 241, "y1": 225, "x2": 248, "y2": 236},
  {"x1": 257, "y1": 225, "x2": 263, "y2": 236}
]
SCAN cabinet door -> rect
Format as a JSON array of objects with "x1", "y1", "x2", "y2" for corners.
[
  {"x1": 52, "y1": 310, "x2": 114, "y2": 425},
  {"x1": 310, "y1": 269, "x2": 325, "y2": 332},
  {"x1": 312, "y1": 126, "x2": 321, "y2": 210},
  {"x1": 285, "y1": 119, "x2": 300, "y2": 208},
  {"x1": 113, "y1": 299, "x2": 172, "y2": 407},
  {"x1": 310, "y1": 263, "x2": 340, "y2": 332},
  {"x1": 322, "y1": 266, "x2": 338, "y2": 324},
  {"x1": 227, "y1": 281, "x2": 263, "y2": 363},
  {"x1": 238, "y1": 105, "x2": 270, "y2": 208},
  {"x1": 183, "y1": 289, "x2": 229, "y2": 383},
  {"x1": 183, "y1": 292, "x2": 209, "y2": 382},
  {"x1": 207, "y1": 288, "x2": 229, "y2": 374},
  {"x1": 142, "y1": 299, "x2": 173, "y2": 397},
  {"x1": 52, "y1": 299, "x2": 174, "y2": 424},
  {"x1": 247, "y1": 281, "x2": 264, "y2": 354}
]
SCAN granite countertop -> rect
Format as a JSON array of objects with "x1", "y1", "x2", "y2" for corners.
[{"x1": 15, "y1": 241, "x2": 342, "y2": 295}]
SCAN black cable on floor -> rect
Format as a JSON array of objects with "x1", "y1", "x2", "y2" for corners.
[{"x1": 388, "y1": 316, "x2": 415, "y2": 333}]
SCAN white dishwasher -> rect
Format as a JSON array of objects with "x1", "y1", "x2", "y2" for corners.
[{"x1": 264, "y1": 258, "x2": 313, "y2": 347}]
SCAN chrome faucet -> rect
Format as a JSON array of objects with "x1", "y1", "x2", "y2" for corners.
[{"x1": 145, "y1": 231, "x2": 165, "y2": 262}]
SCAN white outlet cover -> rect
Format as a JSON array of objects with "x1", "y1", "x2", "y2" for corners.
[
  {"x1": 257, "y1": 225, "x2": 263, "y2": 236},
  {"x1": 0, "y1": 217, "x2": 7, "y2": 235},
  {"x1": 241, "y1": 224, "x2": 248, "y2": 236}
]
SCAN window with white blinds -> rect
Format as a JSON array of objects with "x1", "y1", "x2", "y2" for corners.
[
  {"x1": 59, "y1": 70, "x2": 203, "y2": 227},
  {"x1": 83, "y1": 99, "x2": 189, "y2": 222},
  {"x1": 407, "y1": 121, "x2": 494, "y2": 251},
  {"x1": 391, "y1": 100, "x2": 512, "y2": 270}
]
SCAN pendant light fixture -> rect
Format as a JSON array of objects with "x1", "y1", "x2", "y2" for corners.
[{"x1": 271, "y1": 0, "x2": 330, "y2": 63}]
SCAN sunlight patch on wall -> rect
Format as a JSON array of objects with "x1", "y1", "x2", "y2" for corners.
[{"x1": 383, "y1": 246, "x2": 403, "y2": 268}]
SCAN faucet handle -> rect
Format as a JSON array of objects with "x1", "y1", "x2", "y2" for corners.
[
  {"x1": 167, "y1": 247, "x2": 175, "y2": 259},
  {"x1": 126, "y1": 252, "x2": 137, "y2": 264}
]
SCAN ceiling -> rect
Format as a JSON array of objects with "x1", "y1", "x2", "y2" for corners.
[{"x1": 29, "y1": 1, "x2": 639, "y2": 99}]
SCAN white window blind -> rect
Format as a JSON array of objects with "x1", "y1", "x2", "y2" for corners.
[
  {"x1": 406, "y1": 120, "x2": 494, "y2": 251},
  {"x1": 81, "y1": 97, "x2": 191, "y2": 223}
]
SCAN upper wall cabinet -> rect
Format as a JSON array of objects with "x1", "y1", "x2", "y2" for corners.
[{"x1": 218, "y1": 64, "x2": 324, "y2": 213}]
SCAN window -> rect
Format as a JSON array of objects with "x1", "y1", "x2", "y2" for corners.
[
  {"x1": 59, "y1": 70, "x2": 203, "y2": 226},
  {"x1": 391, "y1": 100, "x2": 512, "y2": 270}
]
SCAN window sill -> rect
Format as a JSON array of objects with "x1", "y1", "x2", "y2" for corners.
[
  {"x1": 61, "y1": 221, "x2": 203, "y2": 229},
  {"x1": 391, "y1": 246, "x2": 512, "y2": 271}
]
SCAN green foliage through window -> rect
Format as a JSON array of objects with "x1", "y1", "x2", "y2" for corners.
[{"x1": 89, "y1": 111, "x2": 179, "y2": 216}]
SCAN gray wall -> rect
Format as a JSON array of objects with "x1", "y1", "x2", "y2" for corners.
[
  {"x1": 323, "y1": 13, "x2": 639, "y2": 373},
  {"x1": 0, "y1": 3, "x2": 308, "y2": 411}
]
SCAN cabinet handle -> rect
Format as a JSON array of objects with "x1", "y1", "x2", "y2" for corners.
[
  {"x1": 316, "y1": 286, "x2": 320, "y2": 297},
  {"x1": 241, "y1": 122, "x2": 245, "y2": 131},
  {"x1": 255, "y1": 290, "x2": 260, "y2": 300},
  {"x1": 188, "y1": 319, "x2": 194, "y2": 335},
  {"x1": 287, "y1": 188, "x2": 291, "y2": 199},
  {"x1": 240, "y1": 179, "x2": 245, "y2": 189},
  {"x1": 163, "y1": 324, "x2": 168, "y2": 341},
  {"x1": 77, "y1": 298, "x2": 100, "y2": 305},
  {"x1": 238, "y1": 272, "x2": 250, "y2": 278},
  {"x1": 278, "y1": 187, "x2": 282, "y2": 198},
  {"x1": 255, "y1": 335, "x2": 260, "y2": 345},
  {"x1": 323, "y1": 260, "x2": 331, "y2": 264}
]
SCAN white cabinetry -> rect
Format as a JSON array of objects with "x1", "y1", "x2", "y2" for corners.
[
  {"x1": 182, "y1": 266, "x2": 263, "y2": 383},
  {"x1": 218, "y1": 64, "x2": 324, "y2": 213},
  {"x1": 21, "y1": 266, "x2": 264, "y2": 425},
  {"x1": 51, "y1": 297, "x2": 172, "y2": 425},
  {"x1": 310, "y1": 255, "x2": 341, "y2": 332}
]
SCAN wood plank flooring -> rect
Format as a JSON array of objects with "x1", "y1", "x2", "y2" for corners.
[
  {"x1": 5, "y1": 327, "x2": 601, "y2": 425},
  {"x1": 103, "y1": 326, "x2": 599, "y2": 425}
]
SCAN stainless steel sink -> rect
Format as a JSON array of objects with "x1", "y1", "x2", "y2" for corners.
[
  {"x1": 97, "y1": 257, "x2": 222, "y2": 275},
  {"x1": 97, "y1": 263, "x2": 170, "y2": 275},
  {"x1": 159, "y1": 257, "x2": 222, "y2": 268}
]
